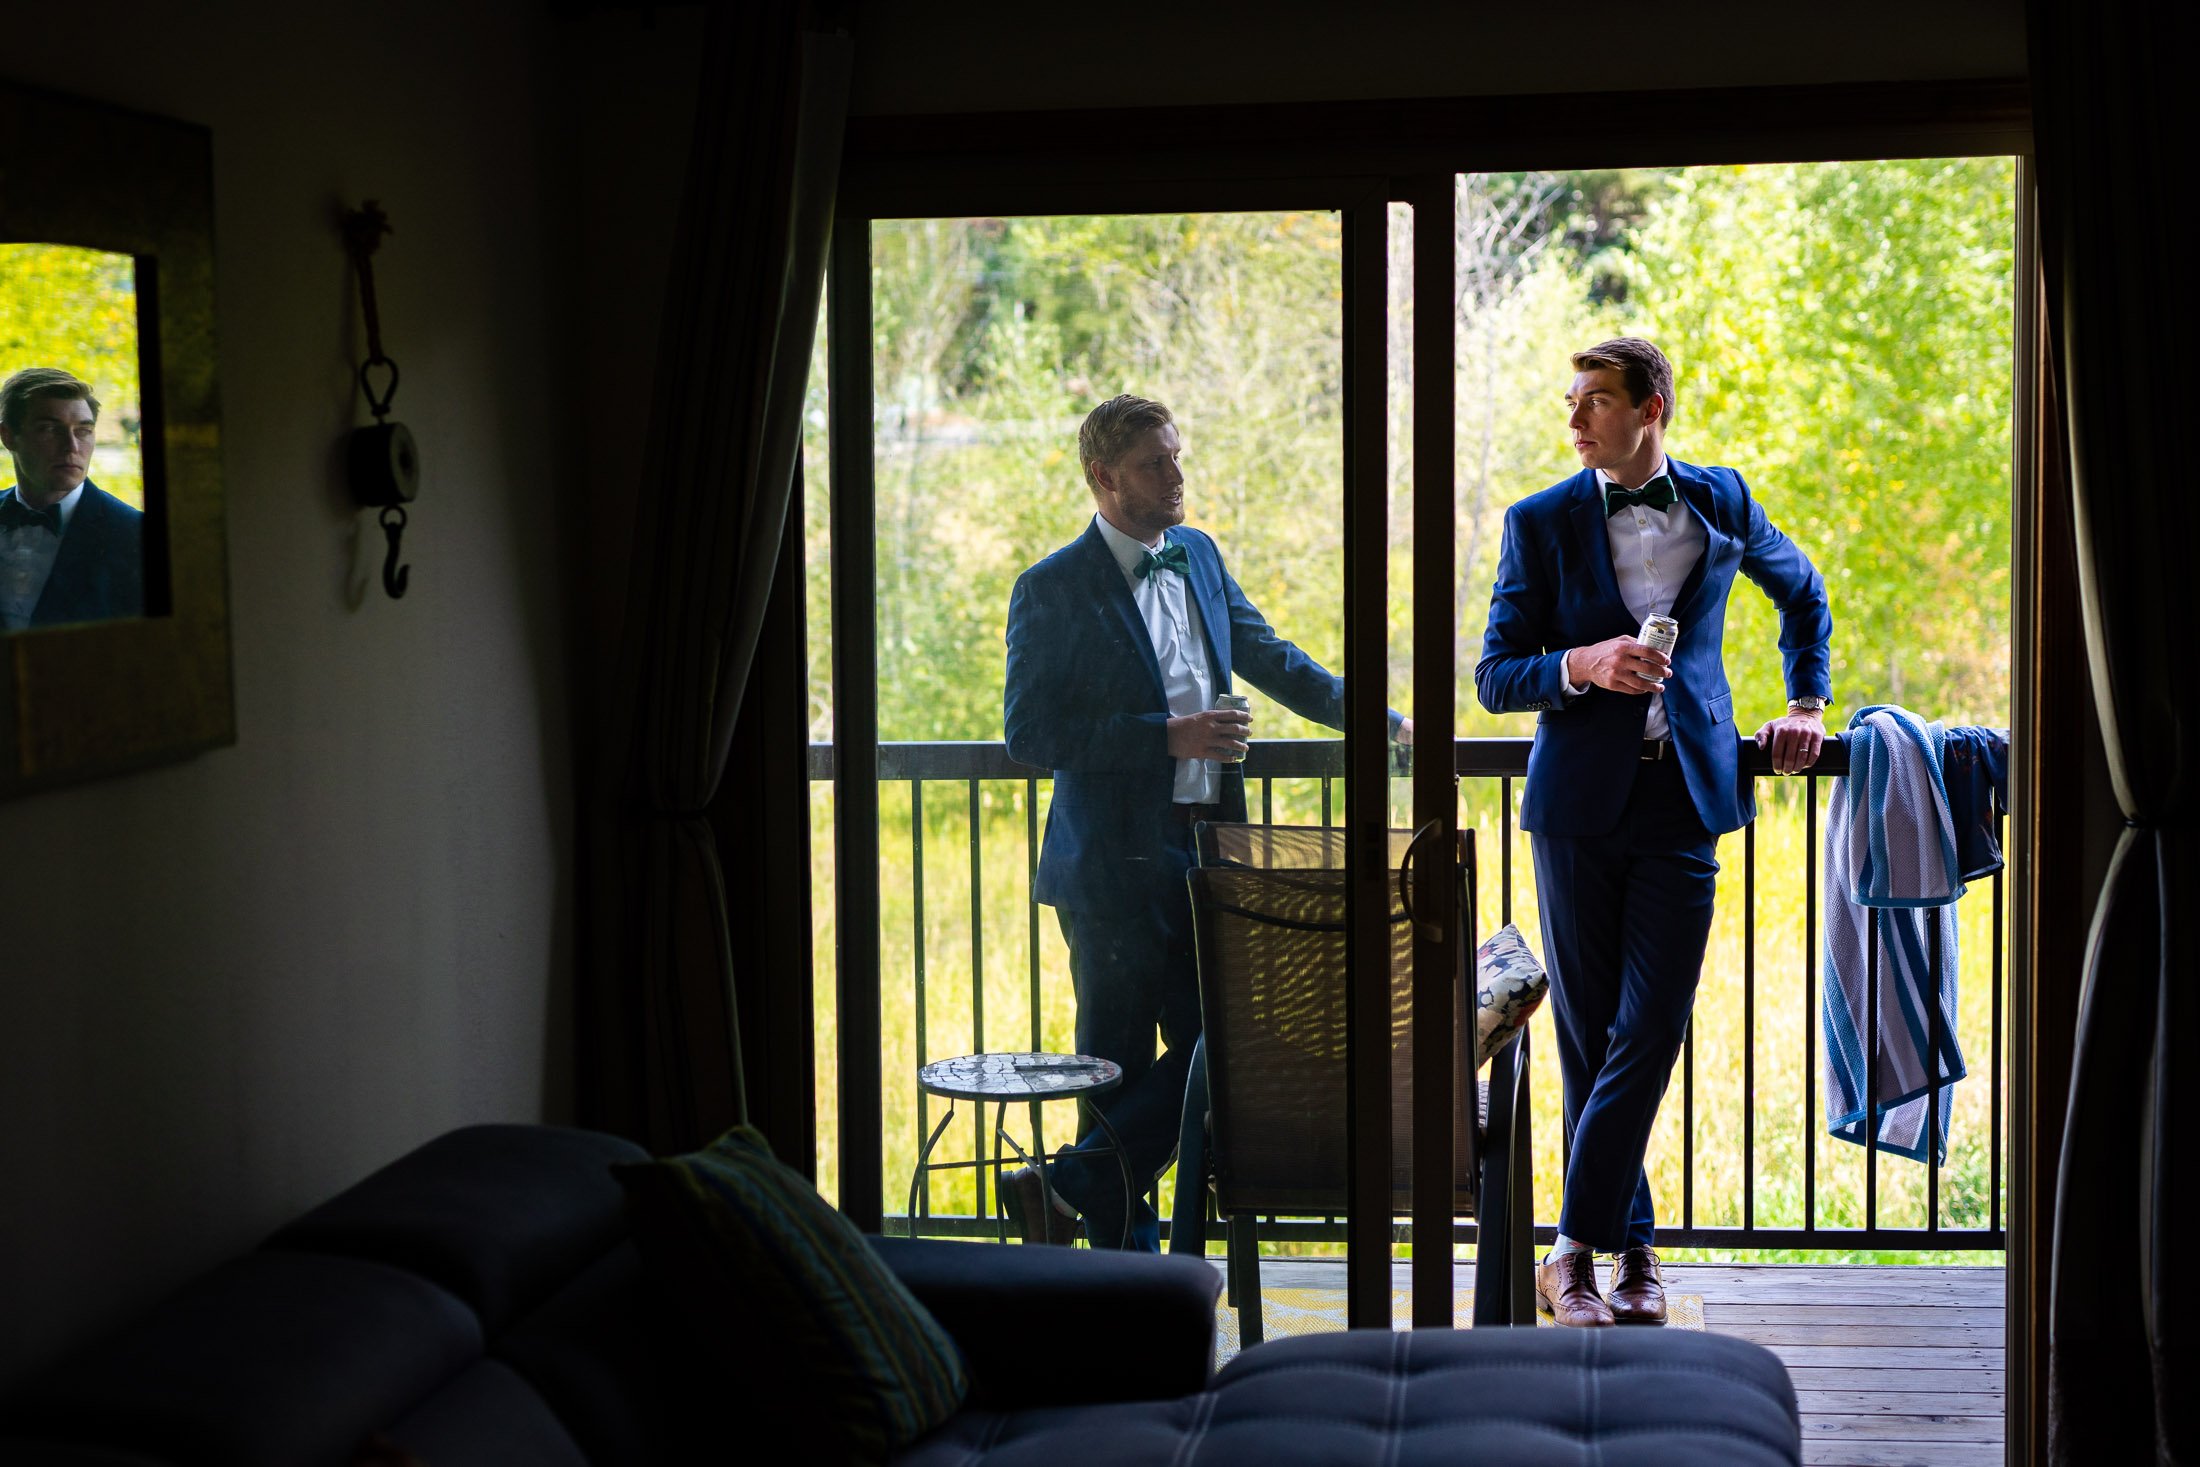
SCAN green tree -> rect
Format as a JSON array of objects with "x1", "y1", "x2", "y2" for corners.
[
  {"x1": 1439, "y1": 176, "x2": 1618, "y2": 729},
  {"x1": 1620, "y1": 159, "x2": 2017, "y2": 727},
  {"x1": 853, "y1": 211, "x2": 1354, "y2": 745}
]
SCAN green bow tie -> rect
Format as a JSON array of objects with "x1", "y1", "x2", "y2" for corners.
[
  {"x1": 1606, "y1": 476, "x2": 1677, "y2": 515},
  {"x1": 1138, "y1": 542, "x2": 1191, "y2": 579}
]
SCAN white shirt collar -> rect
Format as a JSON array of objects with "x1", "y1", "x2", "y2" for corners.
[{"x1": 1092, "y1": 511, "x2": 1169, "y2": 578}]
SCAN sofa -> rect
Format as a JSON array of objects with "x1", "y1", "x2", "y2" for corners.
[{"x1": 0, "y1": 1124, "x2": 1803, "y2": 1465}]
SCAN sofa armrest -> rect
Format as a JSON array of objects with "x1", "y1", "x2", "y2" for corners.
[{"x1": 869, "y1": 1238, "x2": 1218, "y2": 1407}]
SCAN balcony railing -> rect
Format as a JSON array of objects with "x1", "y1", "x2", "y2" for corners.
[{"x1": 811, "y1": 737, "x2": 2006, "y2": 1254}]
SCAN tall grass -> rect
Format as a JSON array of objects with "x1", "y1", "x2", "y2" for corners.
[{"x1": 811, "y1": 766, "x2": 2004, "y2": 1267}]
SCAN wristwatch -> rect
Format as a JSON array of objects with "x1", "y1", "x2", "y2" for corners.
[{"x1": 1787, "y1": 695, "x2": 1829, "y2": 714}]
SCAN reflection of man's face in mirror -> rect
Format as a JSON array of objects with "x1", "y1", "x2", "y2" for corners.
[
  {"x1": 0, "y1": 394, "x2": 96, "y2": 508},
  {"x1": 1, "y1": 367, "x2": 144, "y2": 630}
]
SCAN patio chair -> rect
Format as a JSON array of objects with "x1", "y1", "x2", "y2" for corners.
[{"x1": 1177, "y1": 822, "x2": 1535, "y2": 1340}]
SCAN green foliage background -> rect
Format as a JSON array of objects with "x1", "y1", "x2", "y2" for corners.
[
  {"x1": 0, "y1": 244, "x2": 144, "y2": 507},
  {"x1": 803, "y1": 159, "x2": 2017, "y2": 1265}
]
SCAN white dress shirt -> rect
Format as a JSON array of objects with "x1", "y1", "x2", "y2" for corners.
[
  {"x1": 1093, "y1": 512, "x2": 1219, "y2": 803},
  {"x1": 1561, "y1": 457, "x2": 1705, "y2": 741},
  {"x1": 0, "y1": 482, "x2": 83, "y2": 631}
]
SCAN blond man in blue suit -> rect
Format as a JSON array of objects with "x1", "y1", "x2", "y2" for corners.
[
  {"x1": 1003, "y1": 394, "x2": 1406, "y2": 1250},
  {"x1": 1477, "y1": 339, "x2": 1831, "y2": 1326}
]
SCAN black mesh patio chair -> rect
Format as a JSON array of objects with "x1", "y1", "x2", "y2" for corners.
[{"x1": 1174, "y1": 822, "x2": 1535, "y2": 1340}]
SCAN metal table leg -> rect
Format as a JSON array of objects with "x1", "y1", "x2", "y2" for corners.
[
  {"x1": 991, "y1": 1100, "x2": 1008, "y2": 1244},
  {"x1": 907, "y1": 1101, "x2": 956, "y2": 1239}
]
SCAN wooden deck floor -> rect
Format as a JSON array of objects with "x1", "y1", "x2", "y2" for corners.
[{"x1": 1245, "y1": 1260, "x2": 2006, "y2": 1467}]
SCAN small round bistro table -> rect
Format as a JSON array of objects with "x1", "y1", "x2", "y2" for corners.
[{"x1": 911, "y1": 1051, "x2": 1134, "y2": 1247}]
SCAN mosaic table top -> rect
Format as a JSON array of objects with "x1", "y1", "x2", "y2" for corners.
[{"x1": 917, "y1": 1051, "x2": 1124, "y2": 1102}]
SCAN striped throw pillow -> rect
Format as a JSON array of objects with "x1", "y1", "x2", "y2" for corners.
[{"x1": 617, "y1": 1126, "x2": 967, "y2": 1462}]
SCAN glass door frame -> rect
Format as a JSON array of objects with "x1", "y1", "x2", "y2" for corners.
[{"x1": 825, "y1": 173, "x2": 1464, "y2": 1330}]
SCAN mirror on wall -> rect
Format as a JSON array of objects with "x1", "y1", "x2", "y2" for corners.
[{"x1": 0, "y1": 81, "x2": 232, "y2": 798}]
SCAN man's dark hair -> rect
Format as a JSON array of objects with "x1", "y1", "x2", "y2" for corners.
[
  {"x1": 1570, "y1": 338, "x2": 1674, "y2": 428},
  {"x1": 0, "y1": 367, "x2": 100, "y2": 434},
  {"x1": 1078, "y1": 394, "x2": 1176, "y2": 493}
]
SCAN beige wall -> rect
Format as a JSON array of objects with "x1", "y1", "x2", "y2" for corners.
[
  {"x1": 0, "y1": 0, "x2": 589, "y2": 1390},
  {"x1": 0, "y1": 0, "x2": 2029, "y2": 1398}
]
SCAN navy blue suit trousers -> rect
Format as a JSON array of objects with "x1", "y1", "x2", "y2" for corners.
[
  {"x1": 1530, "y1": 756, "x2": 1719, "y2": 1250},
  {"x1": 1046, "y1": 883, "x2": 1202, "y2": 1251}
]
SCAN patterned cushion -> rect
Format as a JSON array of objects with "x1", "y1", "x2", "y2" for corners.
[
  {"x1": 1474, "y1": 923, "x2": 1547, "y2": 1068},
  {"x1": 615, "y1": 1126, "x2": 967, "y2": 1463}
]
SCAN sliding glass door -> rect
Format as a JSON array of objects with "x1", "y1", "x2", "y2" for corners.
[{"x1": 815, "y1": 184, "x2": 1470, "y2": 1336}]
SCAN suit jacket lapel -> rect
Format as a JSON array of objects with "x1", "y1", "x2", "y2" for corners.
[
  {"x1": 1081, "y1": 521, "x2": 1166, "y2": 698},
  {"x1": 1667, "y1": 461, "x2": 1731, "y2": 628},
  {"x1": 1567, "y1": 470, "x2": 1629, "y2": 622},
  {"x1": 1171, "y1": 529, "x2": 1232, "y2": 689}
]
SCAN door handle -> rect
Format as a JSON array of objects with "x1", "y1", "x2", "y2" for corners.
[{"x1": 1397, "y1": 818, "x2": 1449, "y2": 944}]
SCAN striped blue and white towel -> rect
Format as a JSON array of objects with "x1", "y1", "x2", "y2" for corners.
[{"x1": 1822, "y1": 705, "x2": 1969, "y2": 1166}]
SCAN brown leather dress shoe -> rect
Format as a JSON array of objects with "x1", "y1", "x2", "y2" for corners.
[
  {"x1": 1607, "y1": 1246, "x2": 1668, "y2": 1324},
  {"x1": 1001, "y1": 1166, "x2": 1080, "y2": 1246},
  {"x1": 1534, "y1": 1250, "x2": 1614, "y2": 1327}
]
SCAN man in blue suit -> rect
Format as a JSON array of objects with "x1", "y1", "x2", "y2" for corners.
[
  {"x1": 1003, "y1": 393, "x2": 1406, "y2": 1250},
  {"x1": 1476, "y1": 339, "x2": 1830, "y2": 1325},
  {"x1": 0, "y1": 367, "x2": 145, "y2": 631}
]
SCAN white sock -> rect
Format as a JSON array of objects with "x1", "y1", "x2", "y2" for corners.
[{"x1": 1546, "y1": 1233, "x2": 1592, "y2": 1262}]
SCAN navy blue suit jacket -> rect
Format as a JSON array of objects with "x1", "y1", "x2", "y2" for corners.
[
  {"x1": 1005, "y1": 520, "x2": 1353, "y2": 913},
  {"x1": 14, "y1": 482, "x2": 146, "y2": 627},
  {"x1": 1474, "y1": 459, "x2": 1831, "y2": 837}
]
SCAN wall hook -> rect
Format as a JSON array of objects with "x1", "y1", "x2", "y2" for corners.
[{"x1": 379, "y1": 505, "x2": 410, "y2": 599}]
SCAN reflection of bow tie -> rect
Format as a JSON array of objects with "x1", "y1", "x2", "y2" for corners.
[
  {"x1": 0, "y1": 495, "x2": 61, "y2": 534},
  {"x1": 1606, "y1": 476, "x2": 1677, "y2": 515},
  {"x1": 1138, "y1": 542, "x2": 1191, "y2": 579}
]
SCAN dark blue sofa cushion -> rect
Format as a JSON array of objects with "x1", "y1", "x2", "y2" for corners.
[
  {"x1": 871, "y1": 1236, "x2": 1218, "y2": 1407},
  {"x1": 896, "y1": 1326, "x2": 1800, "y2": 1467},
  {"x1": 380, "y1": 1359, "x2": 590, "y2": 1467},
  {"x1": 492, "y1": 1242, "x2": 711, "y2": 1464},
  {"x1": 262, "y1": 1124, "x2": 646, "y2": 1337},
  {"x1": 3, "y1": 1252, "x2": 480, "y2": 1467}
]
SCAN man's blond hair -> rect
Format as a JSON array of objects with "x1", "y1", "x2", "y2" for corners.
[{"x1": 1078, "y1": 394, "x2": 1175, "y2": 493}]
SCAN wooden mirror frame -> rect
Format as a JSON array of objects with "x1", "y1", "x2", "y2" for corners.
[{"x1": 0, "y1": 81, "x2": 233, "y2": 798}]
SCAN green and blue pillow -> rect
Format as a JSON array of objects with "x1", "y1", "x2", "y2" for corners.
[{"x1": 616, "y1": 1125, "x2": 967, "y2": 1462}]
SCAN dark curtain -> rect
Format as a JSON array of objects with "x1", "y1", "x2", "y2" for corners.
[
  {"x1": 713, "y1": 495, "x2": 820, "y2": 1174},
  {"x1": 2032, "y1": 2, "x2": 2199, "y2": 1460},
  {"x1": 583, "y1": 2, "x2": 849, "y2": 1156}
]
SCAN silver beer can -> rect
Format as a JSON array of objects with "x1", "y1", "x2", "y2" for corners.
[
  {"x1": 1211, "y1": 693, "x2": 1251, "y2": 763},
  {"x1": 1637, "y1": 614, "x2": 1680, "y2": 659}
]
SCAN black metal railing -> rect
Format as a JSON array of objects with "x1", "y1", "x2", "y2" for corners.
[{"x1": 813, "y1": 737, "x2": 2006, "y2": 1253}]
